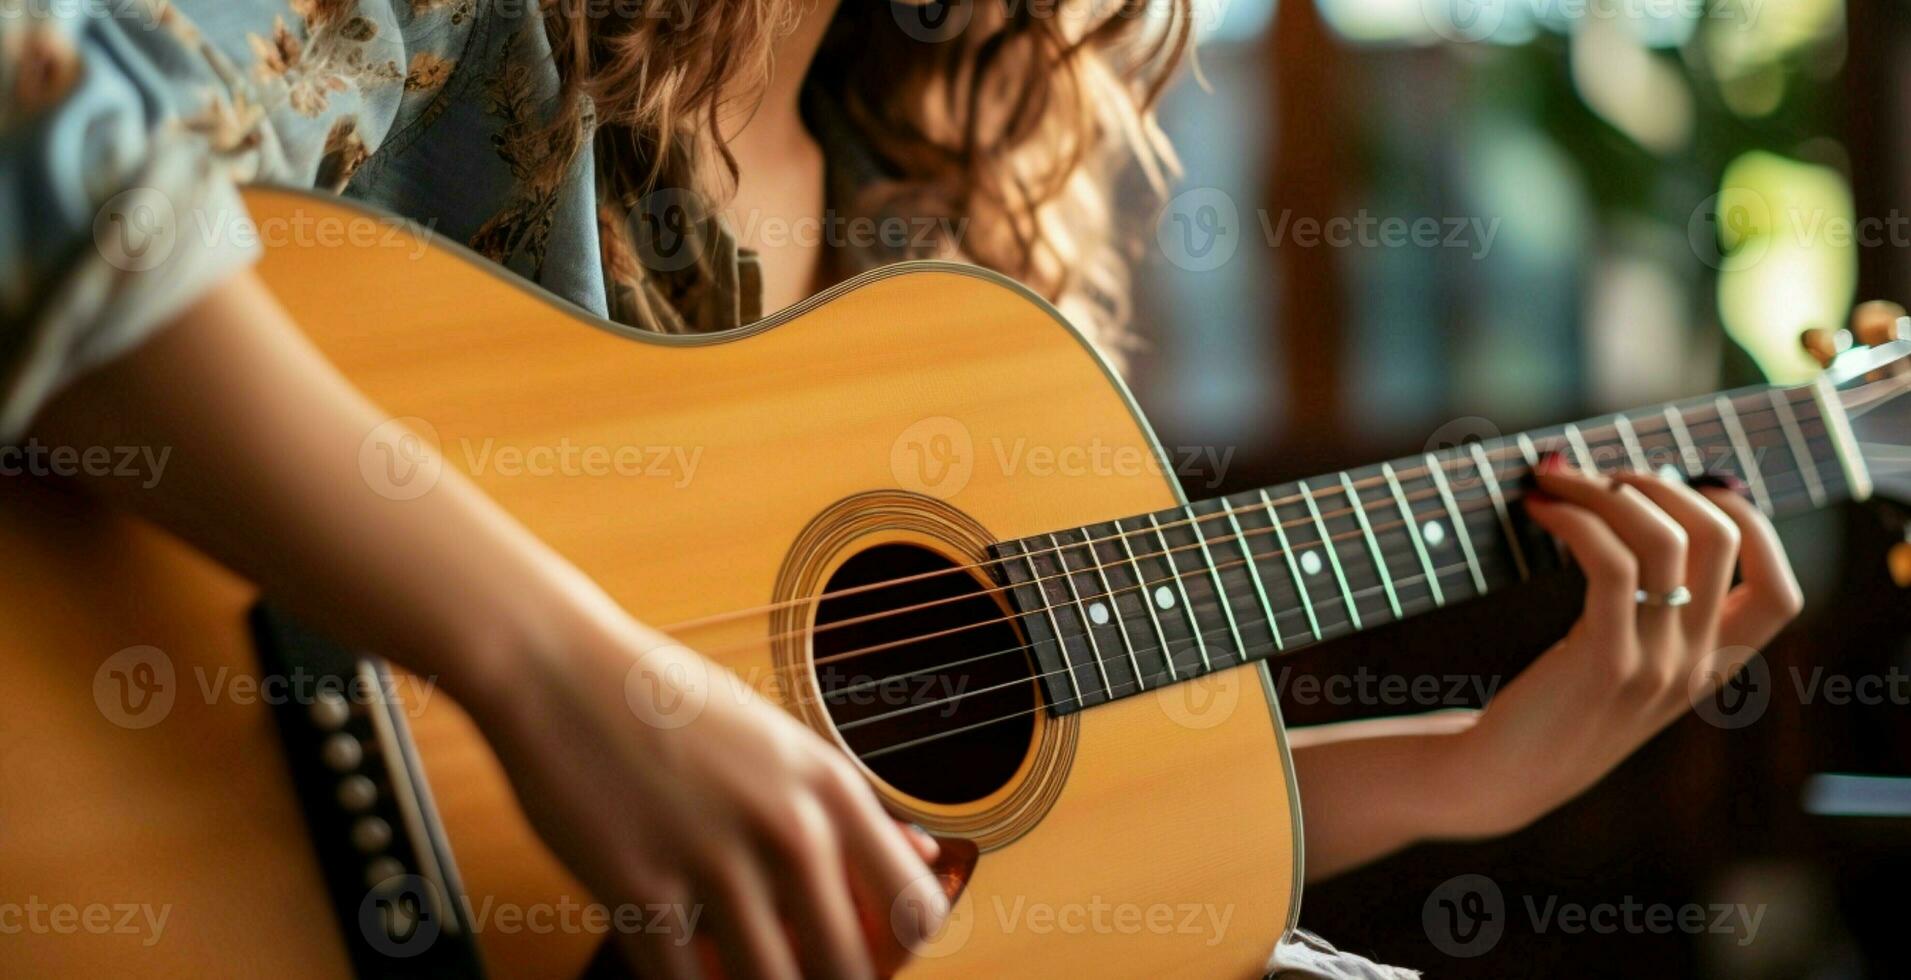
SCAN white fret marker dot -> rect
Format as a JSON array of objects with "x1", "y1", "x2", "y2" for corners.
[
  {"x1": 1657, "y1": 463, "x2": 1683, "y2": 482},
  {"x1": 1154, "y1": 586, "x2": 1175, "y2": 610},
  {"x1": 1088, "y1": 601, "x2": 1111, "y2": 626},
  {"x1": 1300, "y1": 550, "x2": 1323, "y2": 576},
  {"x1": 1422, "y1": 520, "x2": 1446, "y2": 547}
]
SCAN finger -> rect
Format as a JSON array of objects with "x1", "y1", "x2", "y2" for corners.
[
  {"x1": 817, "y1": 760, "x2": 945, "y2": 958},
  {"x1": 899, "y1": 821, "x2": 941, "y2": 865},
  {"x1": 619, "y1": 924, "x2": 703, "y2": 980},
  {"x1": 1532, "y1": 454, "x2": 1689, "y2": 600},
  {"x1": 1521, "y1": 492, "x2": 1636, "y2": 655},
  {"x1": 775, "y1": 799, "x2": 876, "y2": 980},
  {"x1": 1698, "y1": 486, "x2": 1804, "y2": 651},
  {"x1": 1532, "y1": 455, "x2": 1689, "y2": 660},
  {"x1": 710, "y1": 863, "x2": 801, "y2": 980},
  {"x1": 1610, "y1": 471, "x2": 1740, "y2": 623}
]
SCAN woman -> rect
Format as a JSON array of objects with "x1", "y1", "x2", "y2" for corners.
[{"x1": 0, "y1": 2, "x2": 1802, "y2": 977}]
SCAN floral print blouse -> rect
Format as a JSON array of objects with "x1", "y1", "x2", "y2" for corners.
[
  {"x1": 0, "y1": 4, "x2": 1415, "y2": 976},
  {"x1": 0, "y1": 0, "x2": 888, "y2": 440}
]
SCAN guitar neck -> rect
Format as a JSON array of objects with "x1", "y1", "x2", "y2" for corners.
[{"x1": 992, "y1": 379, "x2": 1869, "y2": 714}]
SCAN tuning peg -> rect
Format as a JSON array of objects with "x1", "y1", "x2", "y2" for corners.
[
  {"x1": 1851, "y1": 300, "x2": 1908, "y2": 347},
  {"x1": 1800, "y1": 327, "x2": 1846, "y2": 368}
]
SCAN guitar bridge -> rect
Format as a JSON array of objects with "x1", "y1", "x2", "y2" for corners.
[{"x1": 251, "y1": 603, "x2": 485, "y2": 979}]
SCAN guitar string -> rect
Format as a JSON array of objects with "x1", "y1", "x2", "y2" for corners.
[
  {"x1": 684, "y1": 407, "x2": 1830, "y2": 663},
  {"x1": 840, "y1": 569, "x2": 1474, "y2": 735},
  {"x1": 703, "y1": 404, "x2": 1834, "y2": 680},
  {"x1": 825, "y1": 462, "x2": 1824, "y2": 714},
  {"x1": 658, "y1": 385, "x2": 1832, "y2": 638},
  {"x1": 1841, "y1": 371, "x2": 1911, "y2": 418},
  {"x1": 851, "y1": 468, "x2": 1832, "y2": 761},
  {"x1": 635, "y1": 390, "x2": 1844, "y2": 748},
  {"x1": 773, "y1": 452, "x2": 1826, "y2": 737},
  {"x1": 808, "y1": 455, "x2": 1824, "y2": 716},
  {"x1": 774, "y1": 411, "x2": 1827, "y2": 666},
  {"x1": 806, "y1": 418, "x2": 1826, "y2": 686}
]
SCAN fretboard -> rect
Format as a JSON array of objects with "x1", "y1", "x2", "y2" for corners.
[{"x1": 990, "y1": 380, "x2": 1863, "y2": 714}]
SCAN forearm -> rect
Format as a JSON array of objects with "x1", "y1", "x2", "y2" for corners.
[
  {"x1": 26, "y1": 269, "x2": 621, "y2": 719},
  {"x1": 1289, "y1": 711, "x2": 1483, "y2": 881}
]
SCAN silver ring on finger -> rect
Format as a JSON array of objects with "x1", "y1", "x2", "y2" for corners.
[{"x1": 1634, "y1": 585, "x2": 1692, "y2": 608}]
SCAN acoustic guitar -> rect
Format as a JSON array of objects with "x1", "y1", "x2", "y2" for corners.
[{"x1": 5, "y1": 187, "x2": 1908, "y2": 978}]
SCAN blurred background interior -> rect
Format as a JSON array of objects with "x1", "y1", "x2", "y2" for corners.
[{"x1": 1125, "y1": 0, "x2": 1911, "y2": 976}]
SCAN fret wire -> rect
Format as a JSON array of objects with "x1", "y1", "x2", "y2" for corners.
[
  {"x1": 1769, "y1": 389, "x2": 1826, "y2": 508},
  {"x1": 1011, "y1": 395, "x2": 1810, "y2": 616},
  {"x1": 1663, "y1": 404, "x2": 1702, "y2": 476},
  {"x1": 883, "y1": 462, "x2": 1836, "y2": 711},
  {"x1": 864, "y1": 472, "x2": 1836, "y2": 748},
  {"x1": 1110, "y1": 518, "x2": 1178, "y2": 683},
  {"x1": 1079, "y1": 528, "x2": 1148, "y2": 690},
  {"x1": 1147, "y1": 513, "x2": 1211, "y2": 672},
  {"x1": 1184, "y1": 503, "x2": 1250, "y2": 668},
  {"x1": 1014, "y1": 541, "x2": 1081, "y2": 709},
  {"x1": 688, "y1": 386, "x2": 1823, "y2": 649},
  {"x1": 1083, "y1": 467, "x2": 1824, "y2": 656},
  {"x1": 868, "y1": 552, "x2": 1496, "y2": 744},
  {"x1": 1514, "y1": 430, "x2": 1571, "y2": 567},
  {"x1": 818, "y1": 437, "x2": 1841, "y2": 717},
  {"x1": 1221, "y1": 497, "x2": 1285, "y2": 650},
  {"x1": 1342, "y1": 471, "x2": 1402, "y2": 618},
  {"x1": 967, "y1": 397, "x2": 1829, "y2": 674},
  {"x1": 1298, "y1": 481, "x2": 1363, "y2": 630},
  {"x1": 1468, "y1": 442, "x2": 1531, "y2": 581},
  {"x1": 861, "y1": 567, "x2": 1486, "y2": 754},
  {"x1": 1002, "y1": 412, "x2": 1826, "y2": 667},
  {"x1": 1262, "y1": 487, "x2": 1323, "y2": 641},
  {"x1": 1384, "y1": 462, "x2": 1445, "y2": 608},
  {"x1": 844, "y1": 467, "x2": 1838, "y2": 740},
  {"x1": 1047, "y1": 532, "x2": 1115, "y2": 698},
  {"x1": 1564, "y1": 422, "x2": 1596, "y2": 471},
  {"x1": 1425, "y1": 452, "x2": 1488, "y2": 594},
  {"x1": 1630, "y1": 416, "x2": 1690, "y2": 480},
  {"x1": 1516, "y1": 432, "x2": 1540, "y2": 467},
  {"x1": 1812, "y1": 373, "x2": 1874, "y2": 501},
  {"x1": 1714, "y1": 396, "x2": 1773, "y2": 514},
  {"x1": 1613, "y1": 414, "x2": 1648, "y2": 471}
]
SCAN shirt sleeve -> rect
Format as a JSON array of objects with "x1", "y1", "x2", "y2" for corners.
[{"x1": 0, "y1": 0, "x2": 415, "y2": 441}]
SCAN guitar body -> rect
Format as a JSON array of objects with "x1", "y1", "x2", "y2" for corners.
[{"x1": 2, "y1": 188, "x2": 1300, "y2": 977}]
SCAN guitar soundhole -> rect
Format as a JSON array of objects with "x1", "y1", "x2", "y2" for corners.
[{"x1": 813, "y1": 544, "x2": 1037, "y2": 804}]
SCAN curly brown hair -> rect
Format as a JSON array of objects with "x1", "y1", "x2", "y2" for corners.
[{"x1": 542, "y1": 0, "x2": 1194, "y2": 365}]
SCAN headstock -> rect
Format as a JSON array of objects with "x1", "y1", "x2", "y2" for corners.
[
  {"x1": 1806, "y1": 301, "x2": 1911, "y2": 584},
  {"x1": 1807, "y1": 301, "x2": 1911, "y2": 503}
]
